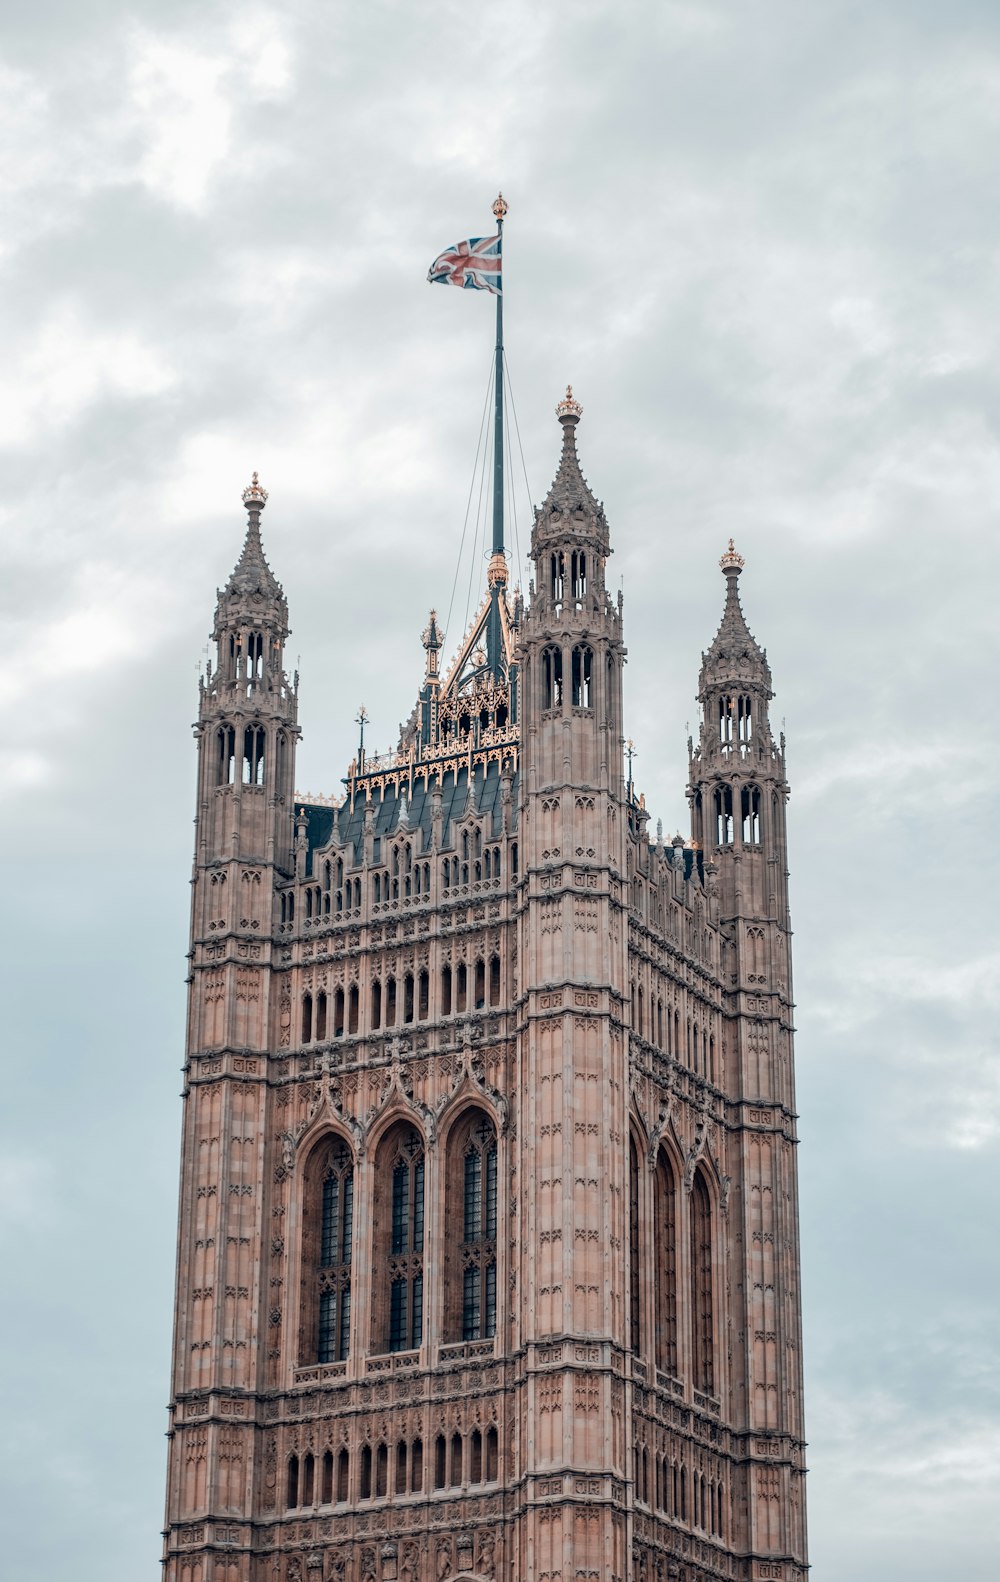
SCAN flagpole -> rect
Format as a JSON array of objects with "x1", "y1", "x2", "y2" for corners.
[{"x1": 487, "y1": 192, "x2": 508, "y2": 682}]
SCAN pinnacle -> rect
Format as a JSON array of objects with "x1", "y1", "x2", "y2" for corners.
[
  {"x1": 538, "y1": 388, "x2": 603, "y2": 520},
  {"x1": 224, "y1": 474, "x2": 284, "y2": 605},
  {"x1": 700, "y1": 547, "x2": 771, "y2": 692}
]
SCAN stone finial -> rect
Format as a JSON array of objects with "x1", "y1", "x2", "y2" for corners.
[
  {"x1": 422, "y1": 610, "x2": 442, "y2": 651},
  {"x1": 720, "y1": 537, "x2": 744, "y2": 574},
  {"x1": 556, "y1": 384, "x2": 583, "y2": 423},
  {"x1": 242, "y1": 471, "x2": 268, "y2": 509}
]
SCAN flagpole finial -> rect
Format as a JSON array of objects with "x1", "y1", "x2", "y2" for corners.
[{"x1": 492, "y1": 192, "x2": 508, "y2": 222}]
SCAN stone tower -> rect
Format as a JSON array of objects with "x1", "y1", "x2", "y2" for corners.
[{"x1": 162, "y1": 399, "x2": 808, "y2": 1582}]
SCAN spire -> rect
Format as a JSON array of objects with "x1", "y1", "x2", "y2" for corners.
[
  {"x1": 224, "y1": 474, "x2": 284, "y2": 605},
  {"x1": 539, "y1": 388, "x2": 601, "y2": 515},
  {"x1": 532, "y1": 388, "x2": 611, "y2": 569},
  {"x1": 699, "y1": 539, "x2": 772, "y2": 698}
]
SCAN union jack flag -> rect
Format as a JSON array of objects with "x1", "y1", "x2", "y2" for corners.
[{"x1": 427, "y1": 234, "x2": 502, "y2": 295}]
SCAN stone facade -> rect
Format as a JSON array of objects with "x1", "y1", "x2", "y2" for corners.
[{"x1": 162, "y1": 398, "x2": 808, "y2": 1582}]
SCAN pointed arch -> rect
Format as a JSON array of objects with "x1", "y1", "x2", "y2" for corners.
[
  {"x1": 691, "y1": 1165, "x2": 715, "y2": 1394},
  {"x1": 654, "y1": 1145, "x2": 678, "y2": 1377},
  {"x1": 371, "y1": 1120, "x2": 426, "y2": 1354},
  {"x1": 629, "y1": 1132, "x2": 642, "y2": 1355},
  {"x1": 444, "y1": 1105, "x2": 498, "y2": 1342},
  {"x1": 298, "y1": 1131, "x2": 355, "y2": 1365}
]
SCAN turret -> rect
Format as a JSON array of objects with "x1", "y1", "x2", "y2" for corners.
[
  {"x1": 520, "y1": 389, "x2": 625, "y2": 796},
  {"x1": 688, "y1": 540, "x2": 788, "y2": 917},
  {"x1": 195, "y1": 475, "x2": 299, "y2": 873},
  {"x1": 688, "y1": 539, "x2": 793, "y2": 1100}
]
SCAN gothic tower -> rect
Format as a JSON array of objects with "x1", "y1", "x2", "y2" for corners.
[{"x1": 162, "y1": 402, "x2": 808, "y2": 1582}]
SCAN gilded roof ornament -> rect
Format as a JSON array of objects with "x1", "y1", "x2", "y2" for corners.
[
  {"x1": 719, "y1": 538, "x2": 744, "y2": 573},
  {"x1": 242, "y1": 471, "x2": 268, "y2": 508},
  {"x1": 492, "y1": 192, "x2": 509, "y2": 222},
  {"x1": 556, "y1": 384, "x2": 583, "y2": 421}
]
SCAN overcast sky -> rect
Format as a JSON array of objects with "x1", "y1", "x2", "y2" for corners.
[{"x1": 1, "y1": 3, "x2": 998, "y2": 1578}]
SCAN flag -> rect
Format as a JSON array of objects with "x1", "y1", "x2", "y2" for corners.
[{"x1": 427, "y1": 234, "x2": 502, "y2": 295}]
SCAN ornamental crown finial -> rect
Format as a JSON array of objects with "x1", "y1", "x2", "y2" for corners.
[
  {"x1": 242, "y1": 471, "x2": 268, "y2": 508},
  {"x1": 556, "y1": 385, "x2": 583, "y2": 422},
  {"x1": 492, "y1": 192, "x2": 508, "y2": 221},
  {"x1": 720, "y1": 537, "x2": 744, "y2": 573}
]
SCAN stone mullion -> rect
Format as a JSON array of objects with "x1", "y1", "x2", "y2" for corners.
[{"x1": 423, "y1": 1116, "x2": 443, "y2": 1363}]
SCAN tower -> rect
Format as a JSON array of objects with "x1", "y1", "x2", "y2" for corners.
[
  {"x1": 165, "y1": 475, "x2": 299, "y2": 1567},
  {"x1": 163, "y1": 403, "x2": 808, "y2": 1582},
  {"x1": 512, "y1": 387, "x2": 631, "y2": 1577},
  {"x1": 685, "y1": 541, "x2": 807, "y2": 1565}
]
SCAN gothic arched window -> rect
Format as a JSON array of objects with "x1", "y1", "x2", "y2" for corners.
[
  {"x1": 217, "y1": 724, "x2": 236, "y2": 785},
  {"x1": 629, "y1": 1135, "x2": 642, "y2": 1355},
  {"x1": 714, "y1": 786, "x2": 734, "y2": 845},
  {"x1": 741, "y1": 785, "x2": 761, "y2": 844},
  {"x1": 550, "y1": 550, "x2": 565, "y2": 606},
  {"x1": 374, "y1": 1126, "x2": 425, "y2": 1354},
  {"x1": 738, "y1": 693, "x2": 753, "y2": 748},
  {"x1": 691, "y1": 1168, "x2": 714, "y2": 1394},
  {"x1": 299, "y1": 1135, "x2": 354, "y2": 1365},
  {"x1": 571, "y1": 644, "x2": 593, "y2": 707},
  {"x1": 718, "y1": 696, "x2": 735, "y2": 750},
  {"x1": 446, "y1": 1111, "x2": 498, "y2": 1342},
  {"x1": 242, "y1": 725, "x2": 266, "y2": 785},
  {"x1": 542, "y1": 646, "x2": 563, "y2": 709},
  {"x1": 655, "y1": 1149, "x2": 678, "y2": 1377}
]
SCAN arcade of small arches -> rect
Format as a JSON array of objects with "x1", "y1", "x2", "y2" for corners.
[
  {"x1": 630, "y1": 986, "x2": 717, "y2": 1084},
  {"x1": 296, "y1": 952, "x2": 503, "y2": 1045},
  {"x1": 716, "y1": 692, "x2": 755, "y2": 755},
  {"x1": 214, "y1": 722, "x2": 290, "y2": 788},
  {"x1": 697, "y1": 783, "x2": 768, "y2": 848},
  {"x1": 295, "y1": 1108, "x2": 500, "y2": 1371},
  {"x1": 634, "y1": 1448, "x2": 729, "y2": 1543},
  {"x1": 547, "y1": 546, "x2": 590, "y2": 611},
  {"x1": 539, "y1": 642, "x2": 600, "y2": 711},
  {"x1": 284, "y1": 1420, "x2": 500, "y2": 1513},
  {"x1": 277, "y1": 837, "x2": 520, "y2": 930}
]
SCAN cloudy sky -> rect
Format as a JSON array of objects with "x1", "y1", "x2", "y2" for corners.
[{"x1": 1, "y1": 2, "x2": 998, "y2": 1577}]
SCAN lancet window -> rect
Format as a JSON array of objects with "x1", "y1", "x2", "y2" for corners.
[
  {"x1": 374, "y1": 1127, "x2": 425, "y2": 1354},
  {"x1": 691, "y1": 1168, "x2": 715, "y2": 1394},
  {"x1": 714, "y1": 786, "x2": 734, "y2": 845},
  {"x1": 217, "y1": 724, "x2": 236, "y2": 785},
  {"x1": 447, "y1": 1111, "x2": 498, "y2": 1342},
  {"x1": 299, "y1": 1135, "x2": 354, "y2": 1366},
  {"x1": 550, "y1": 550, "x2": 565, "y2": 606},
  {"x1": 242, "y1": 726, "x2": 266, "y2": 785},
  {"x1": 655, "y1": 1150, "x2": 678, "y2": 1377},
  {"x1": 542, "y1": 646, "x2": 563, "y2": 709},
  {"x1": 571, "y1": 644, "x2": 593, "y2": 707},
  {"x1": 741, "y1": 785, "x2": 761, "y2": 844},
  {"x1": 629, "y1": 1135, "x2": 642, "y2": 1354}
]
